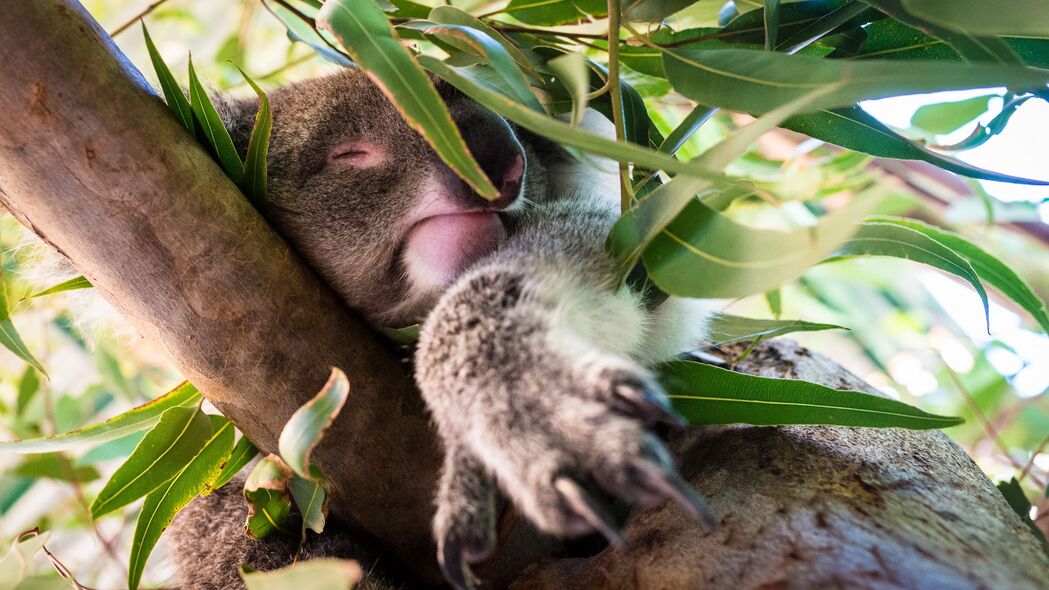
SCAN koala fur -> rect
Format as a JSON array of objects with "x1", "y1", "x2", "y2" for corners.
[{"x1": 158, "y1": 69, "x2": 715, "y2": 589}]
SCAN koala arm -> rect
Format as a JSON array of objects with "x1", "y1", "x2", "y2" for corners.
[{"x1": 415, "y1": 196, "x2": 712, "y2": 589}]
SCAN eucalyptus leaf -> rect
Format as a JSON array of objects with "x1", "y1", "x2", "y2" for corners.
[
  {"x1": 244, "y1": 455, "x2": 295, "y2": 539},
  {"x1": 15, "y1": 367, "x2": 40, "y2": 418},
  {"x1": 318, "y1": 0, "x2": 498, "y2": 198},
  {"x1": 910, "y1": 94, "x2": 994, "y2": 135},
  {"x1": 832, "y1": 219, "x2": 990, "y2": 332},
  {"x1": 763, "y1": 0, "x2": 780, "y2": 50},
  {"x1": 290, "y1": 473, "x2": 328, "y2": 541},
  {"x1": 210, "y1": 435, "x2": 260, "y2": 492},
  {"x1": 11, "y1": 455, "x2": 100, "y2": 483},
  {"x1": 188, "y1": 57, "x2": 245, "y2": 185},
  {"x1": 263, "y1": 0, "x2": 354, "y2": 67},
  {"x1": 0, "y1": 382, "x2": 202, "y2": 454},
  {"x1": 503, "y1": 0, "x2": 606, "y2": 25},
  {"x1": 128, "y1": 415, "x2": 234, "y2": 590},
  {"x1": 902, "y1": 0, "x2": 1049, "y2": 38},
  {"x1": 548, "y1": 52, "x2": 589, "y2": 127},
  {"x1": 661, "y1": 360, "x2": 963, "y2": 428},
  {"x1": 428, "y1": 6, "x2": 541, "y2": 81},
  {"x1": 0, "y1": 280, "x2": 46, "y2": 376},
  {"x1": 25, "y1": 276, "x2": 92, "y2": 299},
  {"x1": 91, "y1": 405, "x2": 212, "y2": 519},
  {"x1": 866, "y1": 217, "x2": 1049, "y2": 335},
  {"x1": 277, "y1": 368, "x2": 349, "y2": 479},
  {"x1": 236, "y1": 67, "x2": 272, "y2": 208},
  {"x1": 142, "y1": 24, "x2": 194, "y2": 134},
  {"x1": 663, "y1": 47, "x2": 1049, "y2": 114},
  {"x1": 707, "y1": 313, "x2": 846, "y2": 345}
]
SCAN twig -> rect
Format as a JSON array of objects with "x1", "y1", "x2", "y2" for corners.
[
  {"x1": 605, "y1": 0, "x2": 631, "y2": 211},
  {"x1": 1019, "y1": 434, "x2": 1049, "y2": 484},
  {"x1": 109, "y1": 0, "x2": 172, "y2": 38}
]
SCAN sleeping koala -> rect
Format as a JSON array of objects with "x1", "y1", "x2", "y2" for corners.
[{"x1": 167, "y1": 69, "x2": 715, "y2": 589}]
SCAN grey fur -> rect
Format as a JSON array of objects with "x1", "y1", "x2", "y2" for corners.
[{"x1": 160, "y1": 69, "x2": 713, "y2": 589}]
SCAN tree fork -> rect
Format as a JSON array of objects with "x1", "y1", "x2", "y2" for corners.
[{"x1": 0, "y1": 0, "x2": 442, "y2": 580}]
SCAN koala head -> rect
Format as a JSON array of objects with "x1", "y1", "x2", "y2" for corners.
[{"x1": 218, "y1": 69, "x2": 530, "y2": 326}]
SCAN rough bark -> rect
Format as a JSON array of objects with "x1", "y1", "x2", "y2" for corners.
[
  {"x1": 511, "y1": 340, "x2": 1049, "y2": 590},
  {"x1": 0, "y1": 0, "x2": 441, "y2": 580}
]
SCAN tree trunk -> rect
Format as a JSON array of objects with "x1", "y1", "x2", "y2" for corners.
[
  {"x1": 0, "y1": 0, "x2": 441, "y2": 581},
  {"x1": 511, "y1": 340, "x2": 1049, "y2": 590}
]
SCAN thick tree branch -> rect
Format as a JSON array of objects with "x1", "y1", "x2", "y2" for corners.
[{"x1": 0, "y1": 0, "x2": 441, "y2": 580}]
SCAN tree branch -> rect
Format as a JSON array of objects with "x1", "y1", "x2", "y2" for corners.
[{"x1": 0, "y1": 0, "x2": 441, "y2": 581}]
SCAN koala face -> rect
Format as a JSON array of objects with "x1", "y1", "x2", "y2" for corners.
[{"x1": 221, "y1": 69, "x2": 526, "y2": 326}]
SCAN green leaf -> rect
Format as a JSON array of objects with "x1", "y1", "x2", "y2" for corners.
[
  {"x1": 11, "y1": 455, "x2": 100, "y2": 483},
  {"x1": 548, "y1": 52, "x2": 589, "y2": 127},
  {"x1": 911, "y1": 94, "x2": 994, "y2": 135},
  {"x1": 402, "y1": 22, "x2": 544, "y2": 113},
  {"x1": 317, "y1": 0, "x2": 498, "y2": 199},
  {"x1": 853, "y1": 18, "x2": 1049, "y2": 68},
  {"x1": 902, "y1": 0, "x2": 1049, "y2": 38},
  {"x1": 781, "y1": 107, "x2": 1049, "y2": 185},
  {"x1": 241, "y1": 559, "x2": 362, "y2": 590},
  {"x1": 25, "y1": 276, "x2": 92, "y2": 299},
  {"x1": 868, "y1": 217, "x2": 1049, "y2": 335},
  {"x1": 244, "y1": 455, "x2": 295, "y2": 539},
  {"x1": 862, "y1": 0, "x2": 1021, "y2": 64},
  {"x1": 707, "y1": 313, "x2": 846, "y2": 345},
  {"x1": 188, "y1": 56, "x2": 245, "y2": 185},
  {"x1": 236, "y1": 67, "x2": 273, "y2": 208},
  {"x1": 91, "y1": 405, "x2": 212, "y2": 519},
  {"x1": 662, "y1": 48, "x2": 1049, "y2": 115},
  {"x1": 832, "y1": 220, "x2": 990, "y2": 332},
  {"x1": 0, "y1": 279, "x2": 47, "y2": 377},
  {"x1": 657, "y1": 104, "x2": 717, "y2": 158},
  {"x1": 624, "y1": 0, "x2": 695, "y2": 21},
  {"x1": 210, "y1": 435, "x2": 259, "y2": 492},
  {"x1": 128, "y1": 415, "x2": 235, "y2": 590},
  {"x1": 419, "y1": 56, "x2": 722, "y2": 179},
  {"x1": 607, "y1": 85, "x2": 850, "y2": 281},
  {"x1": 996, "y1": 477, "x2": 1047, "y2": 545},
  {"x1": 290, "y1": 473, "x2": 327, "y2": 541},
  {"x1": 142, "y1": 24, "x2": 194, "y2": 135},
  {"x1": 427, "y1": 6, "x2": 541, "y2": 81},
  {"x1": 0, "y1": 382, "x2": 201, "y2": 454},
  {"x1": 660, "y1": 360, "x2": 963, "y2": 428},
  {"x1": 15, "y1": 367, "x2": 40, "y2": 418},
  {"x1": 638, "y1": 186, "x2": 882, "y2": 298},
  {"x1": 380, "y1": 324, "x2": 420, "y2": 344},
  {"x1": 763, "y1": 0, "x2": 780, "y2": 50},
  {"x1": 278, "y1": 368, "x2": 349, "y2": 479},
  {"x1": 263, "y1": 0, "x2": 354, "y2": 67},
  {"x1": 765, "y1": 289, "x2": 782, "y2": 318},
  {"x1": 503, "y1": 0, "x2": 605, "y2": 25}
]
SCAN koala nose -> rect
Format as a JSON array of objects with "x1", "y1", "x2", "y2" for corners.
[
  {"x1": 454, "y1": 107, "x2": 525, "y2": 211},
  {"x1": 489, "y1": 154, "x2": 524, "y2": 210}
]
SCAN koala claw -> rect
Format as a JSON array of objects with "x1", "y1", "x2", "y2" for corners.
[
  {"x1": 630, "y1": 458, "x2": 715, "y2": 526},
  {"x1": 610, "y1": 376, "x2": 687, "y2": 427},
  {"x1": 553, "y1": 477, "x2": 626, "y2": 549},
  {"x1": 439, "y1": 539, "x2": 481, "y2": 590}
]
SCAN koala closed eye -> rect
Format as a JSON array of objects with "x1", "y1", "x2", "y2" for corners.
[{"x1": 329, "y1": 140, "x2": 386, "y2": 168}]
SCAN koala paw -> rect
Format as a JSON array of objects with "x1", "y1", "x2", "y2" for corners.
[{"x1": 428, "y1": 353, "x2": 713, "y2": 590}]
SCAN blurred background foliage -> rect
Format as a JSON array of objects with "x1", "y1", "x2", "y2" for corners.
[{"x1": 1, "y1": 0, "x2": 1048, "y2": 587}]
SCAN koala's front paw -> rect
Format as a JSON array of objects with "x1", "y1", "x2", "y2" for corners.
[{"x1": 427, "y1": 353, "x2": 712, "y2": 590}]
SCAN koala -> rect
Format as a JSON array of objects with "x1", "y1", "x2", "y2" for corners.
[{"x1": 157, "y1": 68, "x2": 716, "y2": 589}]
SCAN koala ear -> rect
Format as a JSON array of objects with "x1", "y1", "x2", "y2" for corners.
[{"x1": 210, "y1": 93, "x2": 259, "y2": 158}]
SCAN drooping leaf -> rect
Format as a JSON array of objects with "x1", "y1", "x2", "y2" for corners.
[
  {"x1": 663, "y1": 47, "x2": 1049, "y2": 115},
  {"x1": 661, "y1": 360, "x2": 963, "y2": 429},
  {"x1": 128, "y1": 415, "x2": 235, "y2": 590},
  {"x1": 244, "y1": 455, "x2": 295, "y2": 539},
  {"x1": 503, "y1": 0, "x2": 606, "y2": 25},
  {"x1": 0, "y1": 382, "x2": 201, "y2": 454},
  {"x1": 188, "y1": 57, "x2": 245, "y2": 185},
  {"x1": 832, "y1": 220, "x2": 990, "y2": 332},
  {"x1": 548, "y1": 52, "x2": 589, "y2": 127},
  {"x1": 781, "y1": 106, "x2": 1049, "y2": 185},
  {"x1": 910, "y1": 94, "x2": 994, "y2": 135},
  {"x1": 866, "y1": 217, "x2": 1049, "y2": 335},
  {"x1": 707, "y1": 313, "x2": 847, "y2": 345},
  {"x1": 91, "y1": 405, "x2": 213, "y2": 519},
  {"x1": 262, "y1": 0, "x2": 354, "y2": 67},
  {"x1": 11, "y1": 455, "x2": 100, "y2": 483},
  {"x1": 241, "y1": 559, "x2": 362, "y2": 590},
  {"x1": 427, "y1": 6, "x2": 541, "y2": 81},
  {"x1": 853, "y1": 18, "x2": 1049, "y2": 68},
  {"x1": 236, "y1": 67, "x2": 273, "y2": 208},
  {"x1": 290, "y1": 472, "x2": 328, "y2": 541},
  {"x1": 763, "y1": 0, "x2": 780, "y2": 50},
  {"x1": 142, "y1": 24, "x2": 194, "y2": 134},
  {"x1": 210, "y1": 435, "x2": 260, "y2": 493},
  {"x1": 402, "y1": 22, "x2": 543, "y2": 112},
  {"x1": 15, "y1": 367, "x2": 40, "y2": 418},
  {"x1": 317, "y1": 0, "x2": 498, "y2": 198},
  {"x1": 901, "y1": 0, "x2": 1049, "y2": 38},
  {"x1": 996, "y1": 477, "x2": 1047, "y2": 545},
  {"x1": 25, "y1": 276, "x2": 92, "y2": 299},
  {"x1": 0, "y1": 278, "x2": 46, "y2": 376},
  {"x1": 657, "y1": 104, "x2": 717, "y2": 158},
  {"x1": 278, "y1": 368, "x2": 350, "y2": 479}
]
